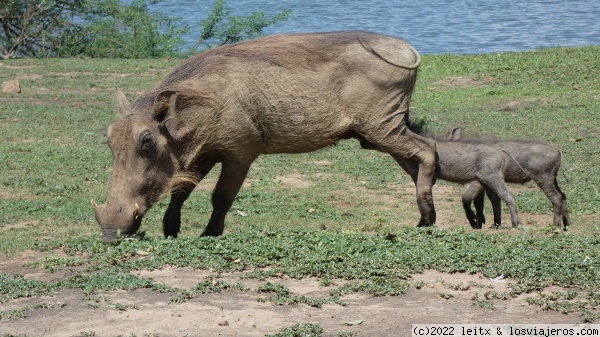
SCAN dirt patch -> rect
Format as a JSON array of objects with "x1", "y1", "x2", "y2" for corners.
[
  {"x1": 0, "y1": 65, "x2": 40, "y2": 69},
  {"x1": 0, "y1": 264, "x2": 583, "y2": 337},
  {"x1": 0, "y1": 97, "x2": 89, "y2": 107},
  {"x1": 15, "y1": 74, "x2": 43, "y2": 80},
  {"x1": 1, "y1": 220, "x2": 39, "y2": 230},
  {"x1": 0, "y1": 188, "x2": 37, "y2": 201},
  {"x1": 194, "y1": 178, "x2": 218, "y2": 192},
  {"x1": 275, "y1": 174, "x2": 312, "y2": 188},
  {"x1": 137, "y1": 267, "x2": 214, "y2": 289},
  {"x1": 313, "y1": 160, "x2": 333, "y2": 166},
  {"x1": 503, "y1": 100, "x2": 523, "y2": 112},
  {"x1": 432, "y1": 76, "x2": 494, "y2": 90},
  {"x1": 194, "y1": 178, "x2": 254, "y2": 192}
]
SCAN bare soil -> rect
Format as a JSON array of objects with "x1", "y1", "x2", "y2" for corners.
[{"x1": 0, "y1": 257, "x2": 581, "y2": 337}]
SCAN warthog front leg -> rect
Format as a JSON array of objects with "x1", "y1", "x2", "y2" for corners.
[
  {"x1": 477, "y1": 175, "x2": 520, "y2": 228},
  {"x1": 163, "y1": 189, "x2": 193, "y2": 239},
  {"x1": 163, "y1": 160, "x2": 216, "y2": 238},
  {"x1": 462, "y1": 182, "x2": 506, "y2": 229}
]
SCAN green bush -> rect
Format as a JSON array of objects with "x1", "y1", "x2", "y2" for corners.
[
  {"x1": 0, "y1": 0, "x2": 291, "y2": 58},
  {"x1": 188, "y1": 0, "x2": 291, "y2": 54}
]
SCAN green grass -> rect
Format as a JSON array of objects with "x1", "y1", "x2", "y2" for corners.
[
  {"x1": 1, "y1": 226, "x2": 599, "y2": 321},
  {"x1": 1, "y1": 46, "x2": 599, "y2": 325}
]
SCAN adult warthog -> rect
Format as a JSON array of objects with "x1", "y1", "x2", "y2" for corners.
[{"x1": 92, "y1": 31, "x2": 438, "y2": 243}]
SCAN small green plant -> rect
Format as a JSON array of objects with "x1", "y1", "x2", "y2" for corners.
[
  {"x1": 0, "y1": 274, "x2": 54, "y2": 303},
  {"x1": 320, "y1": 278, "x2": 335, "y2": 287},
  {"x1": 581, "y1": 310, "x2": 600, "y2": 323},
  {"x1": 256, "y1": 282, "x2": 345, "y2": 308},
  {"x1": 473, "y1": 299, "x2": 495, "y2": 310},
  {"x1": 25, "y1": 255, "x2": 86, "y2": 272},
  {"x1": 109, "y1": 302, "x2": 129, "y2": 311},
  {"x1": 261, "y1": 294, "x2": 344, "y2": 308},
  {"x1": 173, "y1": 280, "x2": 248, "y2": 303},
  {"x1": 437, "y1": 292, "x2": 454, "y2": 300},
  {"x1": 0, "y1": 302, "x2": 66, "y2": 321},
  {"x1": 412, "y1": 281, "x2": 425, "y2": 289},
  {"x1": 0, "y1": 308, "x2": 27, "y2": 320},
  {"x1": 266, "y1": 323, "x2": 323, "y2": 337},
  {"x1": 257, "y1": 282, "x2": 290, "y2": 295},
  {"x1": 330, "y1": 279, "x2": 409, "y2": 297},
  {"x1": 338, "y1": 332, "x2": 358, "y2": 337}
]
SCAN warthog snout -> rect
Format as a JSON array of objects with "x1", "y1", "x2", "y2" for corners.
[{"x1": 92, "y1": 199, "x2": 145, "y2": 243}]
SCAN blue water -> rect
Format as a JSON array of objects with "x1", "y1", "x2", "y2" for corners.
[{"x1": 153, "y1": 0, "x2": 600, "y2": 54}]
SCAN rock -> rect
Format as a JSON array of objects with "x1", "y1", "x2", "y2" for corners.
[
  {"x1": 217, "y1": 320, "x2": 229, "y2": 326},
  {"x1": 2, "y1": 79, "x2": 21, "y2": 93}
]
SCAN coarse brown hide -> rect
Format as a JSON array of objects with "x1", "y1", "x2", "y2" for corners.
[
  {"x1": 446, "y1": 128, "x2": 570, "y2": 230},
  {"x1": 93, "y1": 31, "x2": 438, "y2": 243}
]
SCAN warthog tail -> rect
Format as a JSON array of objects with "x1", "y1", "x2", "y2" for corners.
[
  {"x1": 357, "y1": 35, "x2": 422, "y2": 70},
  {"x1": 498, "y1": 147, "x2": 530, "y2": 180},
  {"x1": 558, "y1": 148, "x2": 571, "y2": 184}
]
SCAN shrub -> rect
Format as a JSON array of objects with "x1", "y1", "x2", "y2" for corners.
[{"x1": 0, "y1": 0, "x2": 291, "y2": 58}]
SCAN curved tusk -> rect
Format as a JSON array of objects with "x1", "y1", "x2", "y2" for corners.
[
  {"x1": 133, "y1": 203, "x2": 140, "y2": 220},
  {"x1": 91, "y1": 199, "x2": 99, "y2": 209}
]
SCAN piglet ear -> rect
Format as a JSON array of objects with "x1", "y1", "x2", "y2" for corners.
[
  {"x1": 116, "y1": 88, "x2": 130, "y2": 117},
  {"x1": 152, "y1": 90, "x2": 178, "y2": 123}
]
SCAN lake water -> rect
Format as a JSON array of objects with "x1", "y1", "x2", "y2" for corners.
[{"x1": 153, "y1": 0, "x2": 600, "y2": 54}]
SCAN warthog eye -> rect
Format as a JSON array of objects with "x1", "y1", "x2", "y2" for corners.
[{"x1": 139, "y1": 130, "x2": 156, "y2": 152}]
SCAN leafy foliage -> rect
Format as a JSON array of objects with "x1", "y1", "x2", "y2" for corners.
[
  {"x1": 0, "y1": 0, "x2": 290, "y2": 58},
  {"x1": 0, "y1": 274, "x2": 55, "y2": 303},
  {"x1": 5, "y1": 226, "x2": 596, "y2": 319},
  {"x1": 73, "y1": 0, "x2": 187, "y2": 58},
  {"x1": 0, "y1": 0, "x2": 184, "y2": 58},
  {"x1": 189, "y1": 0, "x2": 291, "y2": 54},
  {"x1": 0, "y1": 0, "x2": 81, "y2": 58},
  {"x1": 0, "y1": 302, "x2": 66, "y2": 321}
]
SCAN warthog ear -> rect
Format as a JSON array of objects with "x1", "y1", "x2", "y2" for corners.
[
  {"x1": 116, "y1": 88, "x2": 130, "y2": 117},
  {"x1": 152, "y1": 90, "x2": 178, "y2": 123},
  {"x1": 449, "y1": 127, "x2": 463, "y2": 140}
]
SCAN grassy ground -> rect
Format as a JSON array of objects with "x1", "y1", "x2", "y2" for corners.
[{"x1": 1, "y1": 46, "x2": 599, "y2": 329}]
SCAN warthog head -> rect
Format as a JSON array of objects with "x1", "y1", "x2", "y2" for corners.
[{"x1": 92, "y1": 89, "x2": 175, "y2": 243}]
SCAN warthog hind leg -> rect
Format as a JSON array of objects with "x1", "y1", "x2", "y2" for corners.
[
  {"x1": 369, "y1": 129, "x2": 437, "y2": 227},
  {"x1": 202, "y1": 159, "x2": 255, "y2": 237},
  {"x1": 534, "y1": 175, "x2": 570, "y2": 229},
  {"x1": 484, "y1": 188, "x2": 502, "y2": 227}
]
